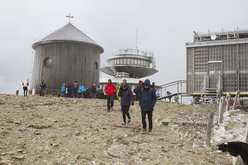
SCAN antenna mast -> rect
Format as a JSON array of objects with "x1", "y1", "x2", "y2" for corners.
[{"x1": 136, "y1": 29, "x2": 138, "y2": 48}]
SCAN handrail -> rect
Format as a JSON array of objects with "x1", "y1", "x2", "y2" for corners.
[
  {"x1": 159, "y1": 80, "x2": 186, "y2": 87},
  {"x1": 159, "y1": 80, "x2": 187, "y2": 103}
]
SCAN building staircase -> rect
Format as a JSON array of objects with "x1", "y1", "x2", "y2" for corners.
[
  {"x1": 201, "y1": 88, "x2": 218, "y2": 103},
  {"x1": 200, "y1": 74, "x2": 222, "y2": 104}
]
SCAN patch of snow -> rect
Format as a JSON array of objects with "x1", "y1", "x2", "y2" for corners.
[{"x1": 211, "y1": 109, "x2": 248, "y2": 147}]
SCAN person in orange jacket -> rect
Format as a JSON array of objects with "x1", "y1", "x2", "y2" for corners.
[{"x1": 104, "y1": 79, "x2": 116, "y2": 111}]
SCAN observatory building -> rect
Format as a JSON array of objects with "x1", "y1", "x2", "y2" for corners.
[
  {"x1": 31, "y1": 22, "x2": 104, "y2": 91},
  {"x1": 186, "y1": 29, "x2": 248, "y2": 99},
  {"x1": 101, "y1": 48, "x2": 157, "y2": 78},
  {"x1": 100, "y1": 47, "x2": 158, "y2": 90}
]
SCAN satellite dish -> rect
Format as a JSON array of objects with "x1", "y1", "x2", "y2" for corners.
[{"x1": 211, "y1": 34, "x2": 217, "y2": 40}]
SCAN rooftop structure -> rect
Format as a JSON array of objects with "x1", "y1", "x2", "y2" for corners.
[
  {"x1": 101, "y1": 48, "x2": 158, "y2": 78},
  {"x1": 186, "y1": 29, "x2": 248, "y2": 98},
  {"x1": 32, "y1": 22, "x2": 103, "y2": 51}
]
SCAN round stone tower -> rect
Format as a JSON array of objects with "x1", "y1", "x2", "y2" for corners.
[{"x1": 31, "y1": 22, "x2": 104, "y2": 92}]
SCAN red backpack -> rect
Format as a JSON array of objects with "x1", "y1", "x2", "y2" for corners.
[{"x1": 74, "y1": 83, "x2": 78, "y2": 88}]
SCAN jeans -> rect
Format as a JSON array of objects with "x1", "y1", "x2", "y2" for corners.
[
  {"x1": 40, "y1": 89, "x2": 45, "y2": 96},
  {"x1": 106, "y1": 95, "x2": 114, "y2": 110},
  {"x1": 121, "y1": 105, "x2": 130, "y2": 123},
  {"x1": 141, "y1": 110, "x2": 153, "y2": 129},
  {"x1": 73, "y1": 88, "x2": 78, "y2": 98},
  {"x1": 23, "y1": 87, "x2": 28, "y2": 96},
  {"x1": 92, "y1": 92, "x2": 95, "y2": 98}
]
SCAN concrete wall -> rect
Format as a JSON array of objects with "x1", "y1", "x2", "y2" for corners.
[{"x1": 186, "y1": 44, "x2": 248, "y2": 96}]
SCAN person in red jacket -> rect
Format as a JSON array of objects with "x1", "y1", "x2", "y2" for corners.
[{"x1": 104, "y1": 79, "x2": 116, "y2": 111}]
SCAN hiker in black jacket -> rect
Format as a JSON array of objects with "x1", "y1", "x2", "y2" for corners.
[{"x1": 139, "y1": 79, "x2": 157, "y2": 133}]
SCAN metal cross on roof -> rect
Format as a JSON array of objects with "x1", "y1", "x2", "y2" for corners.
[{"x1": 66, "y1": 13, "x2": 74, "y2": 22}]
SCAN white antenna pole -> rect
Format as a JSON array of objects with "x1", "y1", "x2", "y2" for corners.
[{"x1": 136, "y1": 29, "x2": 138, "y2": 48}]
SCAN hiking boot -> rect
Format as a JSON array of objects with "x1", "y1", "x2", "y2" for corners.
[
  {"x1": 128, "y1": 118, "x2": 131, "y2": 123},
  {"x1": 107, "y1": 109, "x2": 110, "y2": 112},
  {"x1": 110, "y1": 107, "x2": 113, "y2": 111},
  {"x1": 142, "y1": 128, "x2": 147, "y2": 133},
  {"x1": 148, "y1": 128, "x2": 152, "y2": 133},
  {"x1": 122, "y1": 122, "x2": 126, "y2": 125}
]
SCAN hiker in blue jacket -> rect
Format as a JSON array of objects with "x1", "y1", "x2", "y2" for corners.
[
  {"x1": 118, "y1": 83, "x2": 134, "y2": 125},
  {"x1": 61, "y1": 83, "x2": 66, "y2": 97},
  {"x1": 139, "y1": 79, "x2": 157, "y2": 133}
]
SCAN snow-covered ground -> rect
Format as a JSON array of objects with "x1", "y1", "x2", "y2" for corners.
[{"x1": 211, "y1": 108, "x2": 248, "y2": 147}]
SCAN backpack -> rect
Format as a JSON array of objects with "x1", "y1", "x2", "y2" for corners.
[
  {"x1": 140, "y1": 88, "x2": 155, "y2": 100},
  {"x1": 74, "y1": 83, "x2": 78, "y2": 88},
  {"x1": 141, "y1": 88, "x2": 153, "y2": 94}
]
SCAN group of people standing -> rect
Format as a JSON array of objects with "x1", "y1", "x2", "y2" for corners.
[
  {"x1": 21, "y1": 78, "x2": 46, "y2": 97},
  {"x1": 60, "y1": 81, "x2": 103, "y2": 99},
  {"x1": 104, "y1": 78, "x2": 157, "y2": 133}
]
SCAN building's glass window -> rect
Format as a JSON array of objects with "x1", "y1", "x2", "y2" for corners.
[
  {"x1": 44, "y1": 57, "x2": 52, "y2": 66},
  {"x1": 131, "y1": 59, "x2": 134, "y2": 65},
  {"x1": 94, "y1": 62, "x2": 98, "y2": 70},
  {"x1": 145, "y1": 61, "x2": 149, "y2": 67},
  {"x1": 127, "y1": 58, "x2": 130, "y2": 64}
]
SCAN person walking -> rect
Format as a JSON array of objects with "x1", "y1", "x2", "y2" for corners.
[
  {"x1": 135, "y1": 80, "x2": 143, "y2": 101},
  {"x1": 139, "y1": 79, "x2": 157, "y2": 133},
  {"x1": 151, "y1": 82, "x2": 156, "y2": 92},
  {"x1": 104, "y1": 79, "x2": 116, "y2": 111},
  {"x1": 123, "y1": 79, "x2": 130, "y2": 88},
  {"x1": 116, "y1": 82, "x2": 122, "y2": 101},
  {"x1": 167, "y1": 91, "x2": 172, "y2": 102},
  {"x1": 40, "y1": 80, "x2": 46, "y2": 96},
  {"x1": 118, "y1": 83, "x2": 134, "y2": 125},
  {"x1": 155, "y1": 89, "x2": 160, "y2": 99},
  {"x1": 91, "y1": 83, "x2": 96, "y2": 98},
  {"x1": 22, "y1": 78, "x2": 29, "y2": 96},
  {"x1": 67, "y1": 82, "x2": 73, "y2": 98},
  {"x1": 73, "y1": 81, "x2": 79, "y2": 98},
  {"x1": 96, "y1": 85, "x2": 103, "y2": 99}
]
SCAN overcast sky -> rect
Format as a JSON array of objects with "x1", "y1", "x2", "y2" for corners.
[{"x1": 1, "y1": 0, "x2": 248, "y2": 95}]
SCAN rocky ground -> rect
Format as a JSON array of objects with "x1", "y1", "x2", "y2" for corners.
[{"x1": 0, "y1": 94, "x2": 244, "y2": 165}]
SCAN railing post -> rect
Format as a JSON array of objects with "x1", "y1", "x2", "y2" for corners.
[
  {"x1": 218, "y1": 96, "x2": 225, "y2": 124},
  {"x1": 161, "y1": 87, "x2": 163, "y2": 101},
  {"x1": 232, "y1": 90, "x2": 240, "y2": 110},
  {"x1": 180, "y1": 81, "x2": 182, "y2": 93},
  {"x1": 226, "y1": 93, "x2": 231, "y2": 111},
  {"x1": 245, "y1": 123, "x2": 248, "y2": 143},
  {"x1": 205, "y1": 112, "x2": 214, "y2": 147}
]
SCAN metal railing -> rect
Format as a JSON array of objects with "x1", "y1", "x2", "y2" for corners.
[{"x1": 158, "y1": 80, "x2": 187, "y2": 103}]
